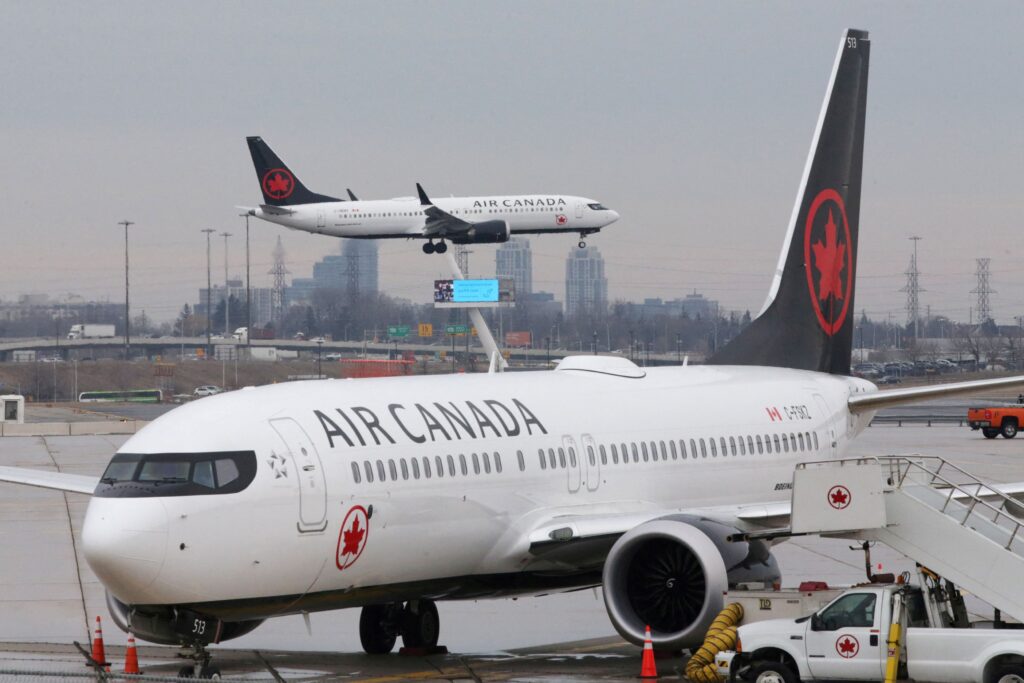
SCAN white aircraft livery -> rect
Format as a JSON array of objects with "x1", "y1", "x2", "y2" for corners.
[
  {"x1": 242, "y1": 137, "x2": 620, "y2": 253},
  {"x1": 3, "y1": 29, "x2": 1024, "y2": 675}
]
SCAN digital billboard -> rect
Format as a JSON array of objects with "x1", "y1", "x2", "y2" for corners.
[{"x1": 434, "y1": 279, "x2": 514, "y2": 308}]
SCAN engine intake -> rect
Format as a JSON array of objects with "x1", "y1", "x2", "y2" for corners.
[{"x1": 451, "y1": 219, "x2": 510, "y2": 244}]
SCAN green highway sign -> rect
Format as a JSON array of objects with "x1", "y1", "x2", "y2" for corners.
[
  {"x1": 387, "y1": 325, "x2": 410, "y2": 337},
  {"x1": 446, "y1": 324, "x2": 468, "y2": 335}
]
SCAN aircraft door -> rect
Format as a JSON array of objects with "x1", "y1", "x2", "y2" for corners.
[
  {"x1": 813, "y1": 393, "x2": 837, "y2": 458},
  {"x1": 581, "y1": 434, "x2": 600, "y2": 492},
  {"x1": 270, "y1": 418, "x2": 328, "y2": 533},
  {"x1": 575, "y1": 200, "x2": 584, "y2": 219},
  {"x1": 562, "y1": 435, "x2": 581, "y2": 493}
]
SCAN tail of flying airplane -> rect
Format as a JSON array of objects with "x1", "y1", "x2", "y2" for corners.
[
  {"x1": 246, "y1": 136, "x2": 341, "y2": 206},
  {"x1": 709, "y1": 29, "x2": 870, "y2": 376}
]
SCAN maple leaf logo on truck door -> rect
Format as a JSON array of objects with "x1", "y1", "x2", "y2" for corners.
[{"x1": 803, "y1": 188, "x2": 853, "y2": 336}]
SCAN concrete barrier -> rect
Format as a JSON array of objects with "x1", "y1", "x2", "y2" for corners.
[{"x1": 1, "y1": 421, "x2": 148, "y2": 437}]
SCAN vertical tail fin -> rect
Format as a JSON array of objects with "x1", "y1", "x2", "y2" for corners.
[
  {"x1": 709, "y1": 29, "x2": 870, "y2": 376},
  {"x1": 246, "y1": 136, "x2": 341, "y2": 206}
]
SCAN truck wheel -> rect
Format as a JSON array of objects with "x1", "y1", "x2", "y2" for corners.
[
  {"x1": 1002, "y1": 421, "x2": 1018, "y2": 439},
  {"x1": 983, "y1": 428, "x2": 1000, "y2": 439},
  {"x1": 748, "y1": 661, "x2": 799, "y2": 683},
  {"x1": 992, "y1": 665, "x2": 1024, "y2": 683}
]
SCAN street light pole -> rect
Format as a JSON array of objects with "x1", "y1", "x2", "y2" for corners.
[
  {"x1": 316, "y1": 338, "x2": 323, "y2": 379},
  {"x1": 239, "y1": 212, "x2": 252, "y2": 350},
  {"x1": 201, "y1": 229, "x2": 215, "y2": 358},
  {"x1": 220, "y1": 232, "x2": 232, "y2": 337},
  {"x1": 119, "y1": 220, "x2": 134, "y2": 360}
]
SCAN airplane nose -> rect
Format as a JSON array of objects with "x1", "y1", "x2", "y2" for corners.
[
  {"x1": 608, "y1": 210, "x2": 621, "y2": 224},
  {"x1": 83, "y1": 498, "x2": 168, "y2": 602}
]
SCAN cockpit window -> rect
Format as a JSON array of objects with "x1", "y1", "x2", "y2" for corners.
[
  {"x1": 95, "y1": 451, "x2": 256, "y2": 498},
  {"x1": 587, "y1": 203, "x2": 608, "y2": 211}
]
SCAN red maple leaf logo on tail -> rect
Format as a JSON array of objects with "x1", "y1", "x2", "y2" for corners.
[
  {"x1": 341, "y1": 517, "x2": 364, "y2": 556},
  {"x1": 267, "y1": 173, "x2": 291, "y2": 195},
  {"x1": 811, "y1": 209, "x2": 846, "y2": 302}
]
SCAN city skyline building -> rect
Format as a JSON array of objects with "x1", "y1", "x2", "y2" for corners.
[
  {"x1": 565, "y1": 245, "x2": 608, "y2": 316},
  {"x1": 495, "y1": 238, "x2": 532, "y2": 300}
]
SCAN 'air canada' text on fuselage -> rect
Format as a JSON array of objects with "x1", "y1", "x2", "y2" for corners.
[
  {"x1": 314, "y1": 398, "x2": 547, "y2": 449},
  {"x1": 471, "y1": 197, "x2": 567, "y2": 209}
]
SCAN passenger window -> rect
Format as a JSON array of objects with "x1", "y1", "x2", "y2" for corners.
[
  {"x1": 747, "y1": 436, "x2": 754, "y2": 454},
  {"x1": 651, "y1": 441, "x2": 659, "y2": 460},
  {"x1": 690, "y1": 439, "x2": 698, "y2": 459},
  {"x1": 709, "y1": 439, "x2": 717, "y2": 457},
  {"x1": 631, "y1": 443, "x2": 639, "y2": 463},
  {"x1": 640, "y1": 442, "x2": 649, "y2": 462},
  {"x1": 790, "y1": 433, "x2": 797, "y2": 451},
  {"x1": 587, "y1": 446, "x2": 596, "y2": 466},
  {"x1": 471, "y1": 453, "x2": 480, "y2": 475},
  {"x1": 738, "y1": 436, "x2": 746, "y2": 456},
  {"x1": 670, "y1": 440, "x2": 678, "y2": 460},
  {"x1": 700, "y1": 439, "x2": 707, "y2": 458},
  {"x1": 447, "y1": 455, "x2": 456, "y2": 477},
  {"x1": 400, "y1": 459, "x2": 409, "y2": 480},
  {"x1": 549, "y1": 448, "x2": 557, "y2": 469},
  {"x1": 756, "y1": 436, "x2": 763, "y2": 454},
  {"x1": 351, "y1": 462, "x2": 361, "y2": 484},
  {"x1": 773, "y1": 434, "x2": 781, "y2": 452},
  {"x1": 193, "y1": 461, "x2": 215, "y2": 488},
  {"x1": 599, "y1": 445, "x2": 607, "y2": 465},
  {"x1": 798, "y1": 433, "x2": 805, "y2": 451},
  {"x1": 459, "y1": 454, "x2": 468, "y2": 476},
  {"x1": 435, "y1": 455, "x2": 444, "y2": 478},
  {"x1": 729, "y1": 436, "x2": 737, "y2": 456},
  {"x1": 216, "y1": 458, "x2": 240, "y2": 486},
  {"x1": 781, "y1": 434, "x2": 789, "y2": 453},
  {"x1": 539, "y1": 449, "x2": 547, "y2": 470},
  {"x1": 422, "y1": 457, "x2": 431, "y2": 478},
  {"x1": 494, "y1": 452, "x2": 503, "y2": 473},
  {"x1": 813, "y1": 432, "x2": 819, "y2": 450},
  {"x1": 391, "y1": 460, "x2": 401, "y2": 480},
  {"x1": 611, "y1": 444, "x2": 619, "y2": 464},
  {"x1": 558, "y1": 448, "x2": 566, "y2": 468},
  {"x1": 720, "y1": 437, "x2": 728, "y2": 456},
  {"x1": 364, "y1": 461, "x2": 374, "y2": 483},
  {"x1": 411, "y1": 458, "x2": 420, "y2": 479},
  {"x1": 679, "y1": 439, "x2": 687, "y2": 459},
  {"x1": 376, "y1": 460, "x2": 386, "y2": 481},
  {"x1": 482, "y1": 452, "x2": 491, "y2": 474},
  {"x1": 568, "y1": 447, "x2": 577, "y2": 468},
  {"x1": 517, "y1": 450, "x2": 526, "y2": 471}
]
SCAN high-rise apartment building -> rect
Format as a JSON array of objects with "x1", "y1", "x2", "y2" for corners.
[{"x1": 565, "y1": 245, "x2": 608, "y2": 316}]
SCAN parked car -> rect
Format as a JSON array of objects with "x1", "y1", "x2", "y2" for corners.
[
  {"x1": 192, "y1": 385, "x2": 223, "y2": 397},
  {"x1": 878, "y1": 375, "x2": 902, "y2": 384}
]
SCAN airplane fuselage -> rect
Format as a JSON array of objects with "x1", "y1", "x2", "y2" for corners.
[
  {"x1": 83, "y1": 359, "x2": 876, "y2": 623},
  {"x1": 252, "y1": 194, "x2": 619, "y2": 239}
]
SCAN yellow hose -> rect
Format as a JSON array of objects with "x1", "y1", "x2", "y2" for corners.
[{"x1": 685, "y1": 603, "x2": 744, "y2": 683}]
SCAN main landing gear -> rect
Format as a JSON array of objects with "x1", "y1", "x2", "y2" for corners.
[
  {"x1": 422, "y1": 240, "x2": 448, "y2": 254},
  {"x1": 359, "y1": 599, "x2": 441, "y2": 654},
  {"x1": 177, "y1": 642, "x2": 220, "y2": 679}
]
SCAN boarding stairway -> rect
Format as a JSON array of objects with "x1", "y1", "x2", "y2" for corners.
[{"x1": 790, "y1": 455, "x2": 1024, "y2": 623}]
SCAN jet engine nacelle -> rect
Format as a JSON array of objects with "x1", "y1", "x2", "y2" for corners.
[
  {"x1": 602, "y1": 515, "x2": 780, "y2": 651},
  {"x1": 106, "y1": 592, "x2": 263, "y2": 646},
  {"x1": 451, "y1": 219, "x2": 510, "y2": 244}
]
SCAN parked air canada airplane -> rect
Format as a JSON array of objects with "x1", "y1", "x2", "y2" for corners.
[
  {"x1": 4, "y1": 30, "x2": 1024, "y2": 675},
  {"x1": 241, "y1": 136, "x2": 620, "y2": 253}
]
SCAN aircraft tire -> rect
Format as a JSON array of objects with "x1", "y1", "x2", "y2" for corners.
[
  {"x1": 199, "y1": 665, "x2": 221, "y2": 680},
  {"x1": 422, "y1": 242, "x2": 436, "y2": 254},
  {"x1": 359, "y1": 604, "x2": 398, "y2": 654},
  {"x1": 436, "y1": 241, "x2": 448, "y2": 254},
  {"x1": 400, "y1": 599, "x2": 440, "y2": 648}
]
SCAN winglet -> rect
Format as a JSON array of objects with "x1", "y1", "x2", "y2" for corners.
[
  {"x1": 347, "y1": 189, "x2": 359, "y2": 201},
  {"x1": 416, "y1": 182, "x2": 433, "y2": 206}
]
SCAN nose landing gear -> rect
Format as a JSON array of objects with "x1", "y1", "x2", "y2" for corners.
[
  {"x1": 177, "y1": 642, "x2": 220, "y2": 679},
  {"x1": 578, "y1": 231, "x2": 588, "y2": 249},
  {"x1": 359, "y1": 599, "x2": 441, "y2": 654},
  {"x1": 422, "y1": 240, "x2": 448, "y2": 254}
]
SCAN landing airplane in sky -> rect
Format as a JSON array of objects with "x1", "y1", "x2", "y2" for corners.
[
  {"x1": 3, "y1": 29, "x2": 1023, "y2": 677},
  {"x1": 241, "y1": 137, "x2": 620, "y2": 253}
]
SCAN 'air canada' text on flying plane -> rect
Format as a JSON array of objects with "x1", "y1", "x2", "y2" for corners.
[
  {"x1": 242, "y1": 137, "x2": 620, "y2": 254},
  {"x1": 4, "y1": 30, "x2": 1024, "y2": 676}
]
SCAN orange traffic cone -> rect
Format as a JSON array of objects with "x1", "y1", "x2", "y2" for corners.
[
  {"x1": 90, "y1": 615, "x2": 110, "y2": 668},
  {"x1": 123, "y1": 631, "x2": 141, "y2": 674},
  {"x1": 640, "y1": 624, "x2": 658, "y2": 679}
]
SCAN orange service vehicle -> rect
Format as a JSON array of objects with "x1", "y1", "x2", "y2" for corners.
[{"x1": 967, "y1": 399, "x2": 1024, "y2": 439}]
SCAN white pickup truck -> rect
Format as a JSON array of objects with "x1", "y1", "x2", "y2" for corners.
[{"x1": 719, "y1": 583, "x2": 1024, "y2": 683}]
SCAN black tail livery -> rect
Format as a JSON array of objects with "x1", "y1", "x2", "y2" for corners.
[
  {"x1": 246, "y1": 136, "x2": 340, "y2": 206},
  {"x1": 710, "y1": 29, "x2": 870, "y2": 376}
]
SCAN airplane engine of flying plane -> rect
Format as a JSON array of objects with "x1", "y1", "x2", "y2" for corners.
[
  {"x1": 5, "y1": 30, "x2": 1024, "y2": 671},
  {"x1": 242, "y1": 137, "x2": 619, "y2": 253}
]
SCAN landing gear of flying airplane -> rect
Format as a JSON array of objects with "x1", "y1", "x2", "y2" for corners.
[
  {"x1": 578, "y1": 232, "x2": 587, "y2": 249},
  {"x1": 422, "y1": 240, "x2": 449, "y2": 255},
  {"x1": 177, "y1": 642, "x2": 220, "y2": 679},
  {"x1": 359, "y1": 599, "x2": 441, "y2": 654}
]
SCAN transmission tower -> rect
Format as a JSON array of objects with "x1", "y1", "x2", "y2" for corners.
[
  {"x1": 268, "y1": 236, "x2": 289, "y2": 324},
  {"x1": 900, "y1": 236, "x2": 923, "y2": 341},
  {"x1": 455, "y1": 245, "x2": 472, "y2": 277},
  {"x1": 971, "y1": 257, "x2": 994, "y2": 324}
]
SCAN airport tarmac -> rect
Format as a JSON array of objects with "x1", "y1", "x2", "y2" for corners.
[{"x1": 0, "y1": 408, "x2": 1021, "y2": 680}]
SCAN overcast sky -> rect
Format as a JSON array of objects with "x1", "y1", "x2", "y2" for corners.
[{"x1": 2, "y1": 2, "x2": 1022, "y2": 325}]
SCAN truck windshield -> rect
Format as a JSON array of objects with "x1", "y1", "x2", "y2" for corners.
[{"x1": 95, "y1": 451, "x2": 256, "y2": 498}]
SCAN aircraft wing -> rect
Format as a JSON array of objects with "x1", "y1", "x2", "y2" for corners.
[
  {"x1": 0, "y1": 466, "x2": 98, "y2": 495},
  {"x1": 849, "y1": 374, "x2": 1024, "y2": 413},
  {"x1": 416, "y1": 183, "x2": 472, "y2": 237}
]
